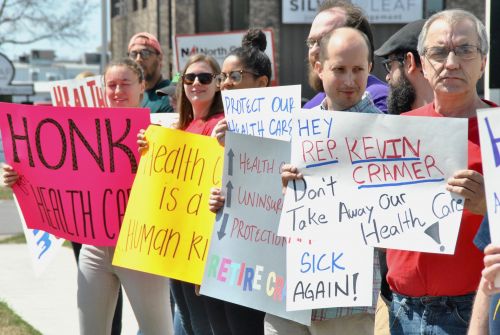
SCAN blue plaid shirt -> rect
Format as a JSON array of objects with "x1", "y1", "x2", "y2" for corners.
[{"x1": 319, "y1": 92, "x2": 382, "y2": 114}]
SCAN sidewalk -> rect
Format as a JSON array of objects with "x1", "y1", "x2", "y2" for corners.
[
  {"x1": 0, "y1": 199, "x2": 139, "y2": 335},
  {"x1": 0, "y1": 199, "x2": 21, "y2": 234}
]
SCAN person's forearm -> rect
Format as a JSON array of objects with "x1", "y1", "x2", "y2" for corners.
[{"x1": 468, "y1": 284, "x2": 490, "y2": 335}]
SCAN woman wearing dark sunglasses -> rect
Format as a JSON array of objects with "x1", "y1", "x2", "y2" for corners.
[
  {"x1": 138, "y1": 53, "x2": 223, "y2": 335},
  {"x1": 205, "y1": 29, "x2": 272, "y2": 335}
]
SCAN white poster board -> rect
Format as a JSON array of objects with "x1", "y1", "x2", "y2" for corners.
[
  {"x1": 201, "y1": 132, "x2": 311, "y2": 323},
  {"x1": 15, "y1": 197, "x2": 65, "y2": 277},
  {"x1": 48, "y1": 75, "x2": 107, "y2": 107},
  {"x1": 222, "y1": 85, "x2": 301, "y2": 141},
  {"x1": 174, "y1": 30, "x2": 278, "y2": 85},
  {"x1": 478, "y1": 108, "x2": 500, "y2": 245},
  {"x1": 279, "y1": 110, "x2": 467, "y2": 254},
  {"x1": 286, "y1": 236, "x2": 374, "y2": 310}
]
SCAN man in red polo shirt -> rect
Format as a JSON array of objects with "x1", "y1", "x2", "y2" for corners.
[{"x1": 386, "y1": 9, "x2": 496, "y2": 335}]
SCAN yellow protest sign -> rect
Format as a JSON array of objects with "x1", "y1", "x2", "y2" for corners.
[{"x1": 113, "y1": 125, "x2": 223, "y2": 284}]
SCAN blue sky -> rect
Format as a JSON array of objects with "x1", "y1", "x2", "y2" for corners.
[{"x1": 0, "y1": 0, "x2": 105, "y2": 61}]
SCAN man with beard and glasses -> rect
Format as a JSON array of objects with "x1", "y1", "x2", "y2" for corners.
[
  {"x1": 128, "y1": 32, "x2": 173, "y2": 113},
  {"x1": 375, "y1": 19, "x2": 433, "y2": 116},
  {"x1": 303, "y1": 0, "x2": 388, "y2": 113},
  {"x1": 371, "y1": 19, "x2": 434, "y2": 335}
]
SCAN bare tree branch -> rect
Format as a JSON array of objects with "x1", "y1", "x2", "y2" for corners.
[{"x1": 0, "y1": 0, "x2": 97, "y2": 46}]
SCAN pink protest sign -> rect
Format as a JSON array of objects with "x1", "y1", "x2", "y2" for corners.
[{"x1": 0, "y1": 102, "x2": 150, "y2": 246}]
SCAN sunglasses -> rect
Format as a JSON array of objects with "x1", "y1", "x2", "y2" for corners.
[
  {"x1": 215, "y1": 70, "x2": 258, "y2": 87},
  {"x1": 182, "y1": 72, "x2": 217, "y2": 85},
  {"x1": 128, "y1": 49, "x2": 157, "y2": 59}
]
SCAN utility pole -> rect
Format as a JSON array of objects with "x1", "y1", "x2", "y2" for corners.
[
  {"x1": 100, "y1": 0, "x2": 108, "y2": 73},
  {"x1": 485, "y1": 0, "x2": 500, "y2": 101}
]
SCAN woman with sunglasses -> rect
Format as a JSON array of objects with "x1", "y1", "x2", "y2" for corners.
[
  {"x1": 2, "y1": 59, "x2": 174, "y2": 335},
  {"x1": 138, "y1": 53, "x2": 223, "y2": 335},
  {"x1": 205, "y1": 29, "x2": 272, "y2": 335}
]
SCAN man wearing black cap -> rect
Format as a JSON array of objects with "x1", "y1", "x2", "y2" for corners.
[{"x1": 375, "y1": 19, "x2": 433, "y2": 115}]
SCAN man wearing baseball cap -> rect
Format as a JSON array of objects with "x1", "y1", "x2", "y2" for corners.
[
  {"x1": 128, "y1": 32, "x2": 173, "y2": 113},
  {"x1": 374, "y1": 19, "x2": 433, "y2": 115}
]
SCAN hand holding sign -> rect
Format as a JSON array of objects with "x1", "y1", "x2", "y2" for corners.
[
  {"x1": 209, "y1": 187, "x2": 225, "y2": 213},
  {"x1": 446, "y1": 169, "x2": 486, "y2": 215},
  {"x1": 1, "y1": 163, "x2": 18, "y2": 186},
  {"x1": 480, "y1": 244, "x2": 500, "y2": 295}
]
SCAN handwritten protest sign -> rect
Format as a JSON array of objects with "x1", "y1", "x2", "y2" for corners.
[
  {"x1": 286, "y1": 237, "x2": 374, "y2": 311},
  {"x1": 478, "y1": 108, "x2": 500, "y2": 242},
  {"x1": 0, "y1": 103, "x2": 149, "y2": 245},
  {"x1": 15, "y1": 196, "x2": 65, "y2": 276},
  {"x1": 49, "y1": 75, "x2": 107, "y2": 107},
  {"x1": 113, "y1": 126, "x2": 223, "y2": 284},
  {"x1": 200, "y1": 132, "x2": 311, "y2": 323},
  {"x1": 279, "y1": 110, "x2": 467, "y2": 254},
  {"x1": 222, "y1": 85, "x2": 301, "y2": 141}
]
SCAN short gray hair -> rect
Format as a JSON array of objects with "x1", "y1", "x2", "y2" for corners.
[{"x1": 417, "y1": 9, "x2": 489, "y2": 56}]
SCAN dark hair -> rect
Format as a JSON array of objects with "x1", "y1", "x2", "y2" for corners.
[
  {"x1": 103, "y1": 58, "x2": 144, "y2": 83},
  {"x1": 226, "y1": 29, "x2": 272, "y2": 86},
  {"x1": 318, "y1": 0, "x2": 374, "y2": 63},
  {"x1": 404, "y1": 50, "x2": 422, "y2": 67},
  {"x1": 177, "y1": 53, "x2": 223, "y2": 130}
]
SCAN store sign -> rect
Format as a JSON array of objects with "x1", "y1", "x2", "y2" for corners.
[
  {"x1": 282, "y1": 0, "x2": 423, "y2": 24},
  {"x1": 0, "y1": 53, "x2": 34, "y2": 95}
]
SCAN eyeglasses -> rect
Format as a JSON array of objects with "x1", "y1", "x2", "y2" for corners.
[
  {"x1": 128, "y1": 49, "x2": 158, "y2": 60},
  {"x1": 215, "y1": 70, "x2": 258, "y2": 87},
  {"x1": 423, "y1": 45, "x2": 481, "y2": 63},
  {"x1": 381, "y1": 56, "x2": 405, "y2": 73},
  {"x1": 182, "y1": 72, "x2": 217, "y2": 85},
  {"x1": 305, "y1": 38, "x2": 320, "y2": 49}
]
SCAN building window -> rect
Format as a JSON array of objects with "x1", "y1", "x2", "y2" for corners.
[
  {"x1": 142, "y1": 0, "x2": 147, "y2": 9},
  {"x1": 196, "y1": 0, "x2": 224, "y2": 32},
  {"x1": 132, "y1": 0, "x2": 138, "y2": 11},
  {"x1": 231, "y1": 0, "x2": 249, "y2": 30},
  {"x1": 111, "y1": 0, "x2": 120, "y2": 17}
]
